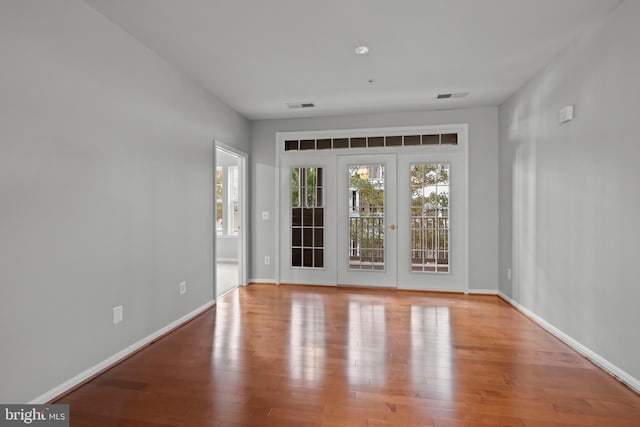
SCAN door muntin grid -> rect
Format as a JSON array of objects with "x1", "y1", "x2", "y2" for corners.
[
  {"x1": 348, "y1": 163, "x2": 385, "y2": 271},
  {"x1": 410, "y1": 163, "x2": 450, "y2": 273},
  {"x1": 291, "y1": 167, "x2": 324, "y2": 268}
]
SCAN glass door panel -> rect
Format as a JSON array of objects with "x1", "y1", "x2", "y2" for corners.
[
  {"x1": 280, "y1": 149, "x2": 467, "y2": 292},
  {"x1": 410, "y1": 163, "x2": 450, "y2": 273},
  {"x1": 338, "y1": 154, "x2": 397, "y2": 287},
  {"x1": 291, "y1": 167, "x2": 324, "y2": 268},
  {"x1": 348, "y1": 163, "x2": 386, "y2": 271}
]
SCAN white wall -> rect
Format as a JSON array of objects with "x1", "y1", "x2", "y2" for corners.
[
  {"x1": 0, "y1": 0, "x2": 249, "y2": 402},
  {"x1": 250, "y1": 108, "x2": 499, "y2": 289},
  {"x1": 498, "y1": 1, "x2": 639, "y2": 385}
]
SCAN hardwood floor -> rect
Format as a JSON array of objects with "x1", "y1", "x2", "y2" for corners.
[{"x1": 57, "y1": 284, "x2": 640, "y2": 426}]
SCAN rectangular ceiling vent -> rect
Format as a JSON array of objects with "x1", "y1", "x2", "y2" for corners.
[
  {"x1": 437, "y1": 92, "x2": 469, "y2": 100},
  {"x1": 286, "y1": 101, "x2": 315, "y2": 109}
]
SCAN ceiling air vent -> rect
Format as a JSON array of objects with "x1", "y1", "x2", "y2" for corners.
[
  {"x1": 437, "y1": 92, "x2": 469, "y2": 100},
  {"x1": 286, "y1": 101, "x2": 315, "y2": 109}
]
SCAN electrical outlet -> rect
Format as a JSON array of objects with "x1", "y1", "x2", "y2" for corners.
[
  {"x1": 262, "y1": 211, "x2": 270, "y2": 220},
  {"x1": 113, "y1": 305, "x2": 123, "y2": 325},
  {"x1": 264, "y1": 256, "x2": 271, "y2": 265},
  {"x1": 179, "y1": 281, "x2": 187, "y2": 295}
]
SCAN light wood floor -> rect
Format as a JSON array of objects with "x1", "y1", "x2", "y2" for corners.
[{"x1": 58, "y1": 284, "x2": 640, "y2": 426}]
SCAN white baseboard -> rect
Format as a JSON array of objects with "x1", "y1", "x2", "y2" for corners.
[
  {"x1": 30, "y1": 300, "x2": 216, "y2": 404},
  {"x1": 245, "y1": 281, "x2": 499, "y2": 295},
  {"x1": 498, "y1": 291, "x2": 640, "y2": 394},
  {"x1": 248, "y1": 278, "x2": 277, "y2": 284},
  {"x1": 282, "y1": 281, "x2": 336, "y2": 287},
  {"x1": 467, "y1": 289, "x2": 498, "y2": 295}
]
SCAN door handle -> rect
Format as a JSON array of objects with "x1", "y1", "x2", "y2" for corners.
[{"x1": 389, "y1": 224, "x2": 396, "y2": 230}]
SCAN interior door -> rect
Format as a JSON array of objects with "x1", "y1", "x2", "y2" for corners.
[{"x1": 337, "y1": 154, "x2": 397, "y2": 287}]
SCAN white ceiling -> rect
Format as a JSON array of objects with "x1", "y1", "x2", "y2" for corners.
[{"x1": 84, "y1": 0, "x2": 621, "y2": 120}]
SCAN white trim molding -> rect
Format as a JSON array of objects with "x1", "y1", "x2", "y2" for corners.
[
  {"x1": 468, "y1": 289, "x2": 499, "y2": 295},
  {"x1": 498, "y1": 291, "x2": 640, "y2": 394},
  {"x1": 215, "y1": 141, "x2": 249, "y2": 288},
  {"x1": 216, "y1": 257, "x2": 239, "y2": 263},
  {"x1": 248, "y1": 278, "x2": 277, "y2": 284},
  {"x1": 30, "y1": 300, "x2": 216, "y2": 404}
]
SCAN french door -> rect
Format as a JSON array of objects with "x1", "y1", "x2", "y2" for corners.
[
  {"x1": 335, "y1": 153, "x2": 467, "y2": 290},
  {"x1": 278, "y1": 129, "x2": 468, "y2": 292}
]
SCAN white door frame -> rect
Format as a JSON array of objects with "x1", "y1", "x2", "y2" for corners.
[
  {"x1": 274, "y1": 124, "x2": 468, "y2": 292},
  {"x1": 215, "y1": 141, "x2": 248, "y2": 290}
]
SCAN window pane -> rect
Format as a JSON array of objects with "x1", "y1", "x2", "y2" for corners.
[
  {"x1": 291, "y1": 168, "x2": 300, "y2": 207},
  {"x1": 292, "y1": 228, "x2": 302, "y2": 246},
  {"x1": 303, "y1": 228, "x2": 313, "y2": 247},
  {"x1": 348, "y1": 163, "x2": 385, "y2": 271},
  {"x1": 285, "y1": 140, "x2": 299, "y2": 151},
  {"x1": 333, "y1": 138, "x2": 348, "y2": 149},
  {"x1": 291, "y1": 167, "x2": 324, "y2": 269},
  {"x1": 317, "y1": 139, "x2": 332, "y2": 150},
  {"x1": 410, "y1": 163, "x2": 450, "y2": 273},
  {"x1": 367, "y1": 137, "x2": 385, "y2": 147},
  {"x1": 292, "y1": 248, "x2": 302, "y2": 267},
  {"x1": 292, "y1": 207, "x2": 302, "y2": 226},
  {"x1": 306, "y1": 168, "x2": 316, "y2": 207}
]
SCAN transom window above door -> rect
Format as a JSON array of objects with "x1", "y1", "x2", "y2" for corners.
[{"x1": 284, "y1": 133, "x2": 458, "y2": 152}]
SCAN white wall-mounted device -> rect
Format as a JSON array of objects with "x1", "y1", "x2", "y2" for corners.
[{"x1": 559, "y1": 105, "x2": 575, "y2": 124}]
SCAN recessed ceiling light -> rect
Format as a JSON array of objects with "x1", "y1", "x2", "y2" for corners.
[{"x1": 355, "y1": 45, "x2": 369, "y2": 55}]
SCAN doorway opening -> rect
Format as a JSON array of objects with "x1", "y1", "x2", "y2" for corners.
[{"x1": 215, "y1": 143, "x2": 247, "y2": 298}]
